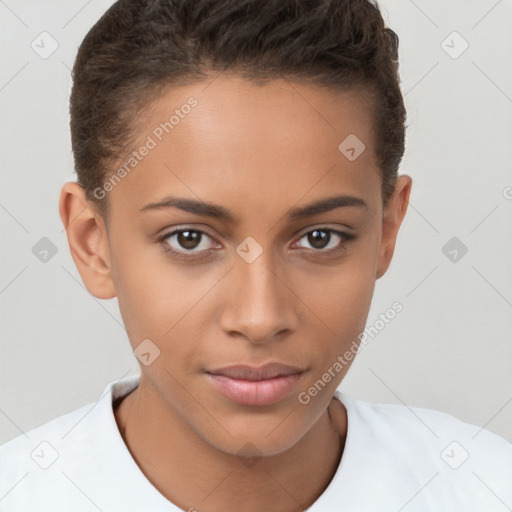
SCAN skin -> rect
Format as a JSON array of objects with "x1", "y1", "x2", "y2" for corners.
[{"x1": 59, "y1": 75, "x2": 411, "y2": 512}]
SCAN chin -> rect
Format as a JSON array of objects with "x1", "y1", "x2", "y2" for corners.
[{"x1": 195, "y1": 412, "x2": 312, "y2": 459}]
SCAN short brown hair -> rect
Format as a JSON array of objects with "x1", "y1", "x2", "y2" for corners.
[{"x1": 70, "y1": 0, "x2": 406, "y2": 220}]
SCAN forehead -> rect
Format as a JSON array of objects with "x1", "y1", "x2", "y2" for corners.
[{"x1": 108, "y1": 75, "x2": 380, "y2": 220}]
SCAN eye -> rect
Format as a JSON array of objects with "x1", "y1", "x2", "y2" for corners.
[
  {"x1": 293, "y1": 228, "x2": 355, "y2": 254},
  {"x1": 158, "y1": 226, "x2": 356, "y2": 262},
  {"x1": 158, "y1": 228, "x2": 219, "y2": 261}
]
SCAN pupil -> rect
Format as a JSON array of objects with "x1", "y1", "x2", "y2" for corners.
[
  {"x1": 308, "y1": 230, "x2": 329, "y2": 249},
  {"x1": 178, "y1": 230, "x2": 200, "y2": 249}
]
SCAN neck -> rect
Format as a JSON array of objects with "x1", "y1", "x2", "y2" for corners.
[{"x1": 114, "y1": 379, "x2": 347, "y2": 512}]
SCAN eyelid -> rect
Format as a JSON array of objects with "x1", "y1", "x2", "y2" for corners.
[
  {"x1": 158, "y1": 226, "x2": 219, "y2": 246},
  {"x1": 294, "y1": 223, "x2": 354, "y2": 238},
  {"x1": 292, "y1": 227, "x2": 355, "y2": 251},
  {"x1": 158, "y1": 225, "x2": 356, "y2": 261},
  {"x1": 158, "y1": 227, "x2": 220, "y2": 262},
  {"x1": 158, "y1": 224, "x2": 352, "y2": 243}
]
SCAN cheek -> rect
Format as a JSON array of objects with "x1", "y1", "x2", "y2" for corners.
[
  {"x1": 109, "y1": 234, "x2": 193, "y2": 345},
  {"x1": 110, "y1": 235, "x2": 222, "y2": 376},
  {"x1": 297, "y1": 240, "x2": 378, "y2": 351},
  {"x1": 328, "y1": 261, "x2": 375, "y2": 323}
]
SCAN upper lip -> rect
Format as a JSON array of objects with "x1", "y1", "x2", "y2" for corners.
[{"x1": 206, "y1": 363, "x2": 305, "y2": 381}]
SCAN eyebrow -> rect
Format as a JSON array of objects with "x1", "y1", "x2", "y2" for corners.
[{"x1": 139, "y1": 194, "x2": 367, "y2": 222}]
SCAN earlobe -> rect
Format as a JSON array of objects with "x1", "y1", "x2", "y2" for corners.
[
  {"x1": 59, "y1": 181, "x2": 117, "y2": 299},
  {"x1": 376, "y1": 175, "x2": 412, "y2": 279}
]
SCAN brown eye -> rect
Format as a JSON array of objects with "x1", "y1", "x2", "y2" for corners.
[
  {"x1": 296, "y1": 228, "x2": 353, "y2": 252},
  {"x1": 307, "y1": 229, "x2": 331, "y2": 249},
  {"x1": 176, "y1": 230, "x2": 202, "y2": 250},
  {"x1": 159, "y1": 228, "x2": 219, "y2": 261}
]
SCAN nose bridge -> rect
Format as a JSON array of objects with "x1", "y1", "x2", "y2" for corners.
[{"x1": 220, "y1": 243, "x2": 296, "y2": 342}]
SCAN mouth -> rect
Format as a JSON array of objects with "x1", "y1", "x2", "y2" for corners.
[{"x1": 205, "y1": 363, "x2": 305, "y2": 406}]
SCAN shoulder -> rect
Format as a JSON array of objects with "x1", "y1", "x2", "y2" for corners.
[
  {"x1": 0, "y1": 399, "x2": 94, "y2": 463},
  {"x1": 335, "y1": 392, "x2": 512, "y2": 509},
  {"x1": 342, "y1": 393, "x2": 512, "y2": 465},
  {"x1": 0, "y1": 375, "x2": 173, "y2": 511},
  {"x1": 354, "y1": 396, "x2": 510, "y2": 447},
  {"x1": 0, "y1": 400, "x2": 96, "y2": 507},
  {"x1": 0, "y1": 374, "x2": 135, "y2": 510}
]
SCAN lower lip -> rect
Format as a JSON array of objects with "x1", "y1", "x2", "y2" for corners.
[{"x1": 206, "y1": 372, "x2": 303, "y2": 406}]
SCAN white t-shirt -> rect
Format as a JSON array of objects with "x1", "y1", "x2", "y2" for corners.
[{"x1": 1, "y1": 374, "x2": 511, "y2": 511}]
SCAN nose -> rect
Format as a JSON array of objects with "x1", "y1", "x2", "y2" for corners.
[{"x1": 219, "y1": 247, "x2": 298, "y2": 344}]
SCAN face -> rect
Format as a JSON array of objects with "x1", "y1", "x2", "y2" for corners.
[{"x1": 63, "y1": 75, "x2": 411, "y2": 457}]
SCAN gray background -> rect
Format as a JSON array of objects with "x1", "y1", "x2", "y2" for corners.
[{"x1": 1, "y1": 0, "x2": 511, "y2": 446}]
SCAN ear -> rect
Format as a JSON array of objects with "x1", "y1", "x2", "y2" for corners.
[
  {"x1": 376, "y1": 175, "x2": 412, "y2": 279},
  {"x1": 59, "y1": 181, "x2": 117, "y2": 299}
]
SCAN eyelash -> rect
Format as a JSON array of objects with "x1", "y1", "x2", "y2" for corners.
[{"x1": 157, "y1": 227, "x2": 356, "y2": 262}]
